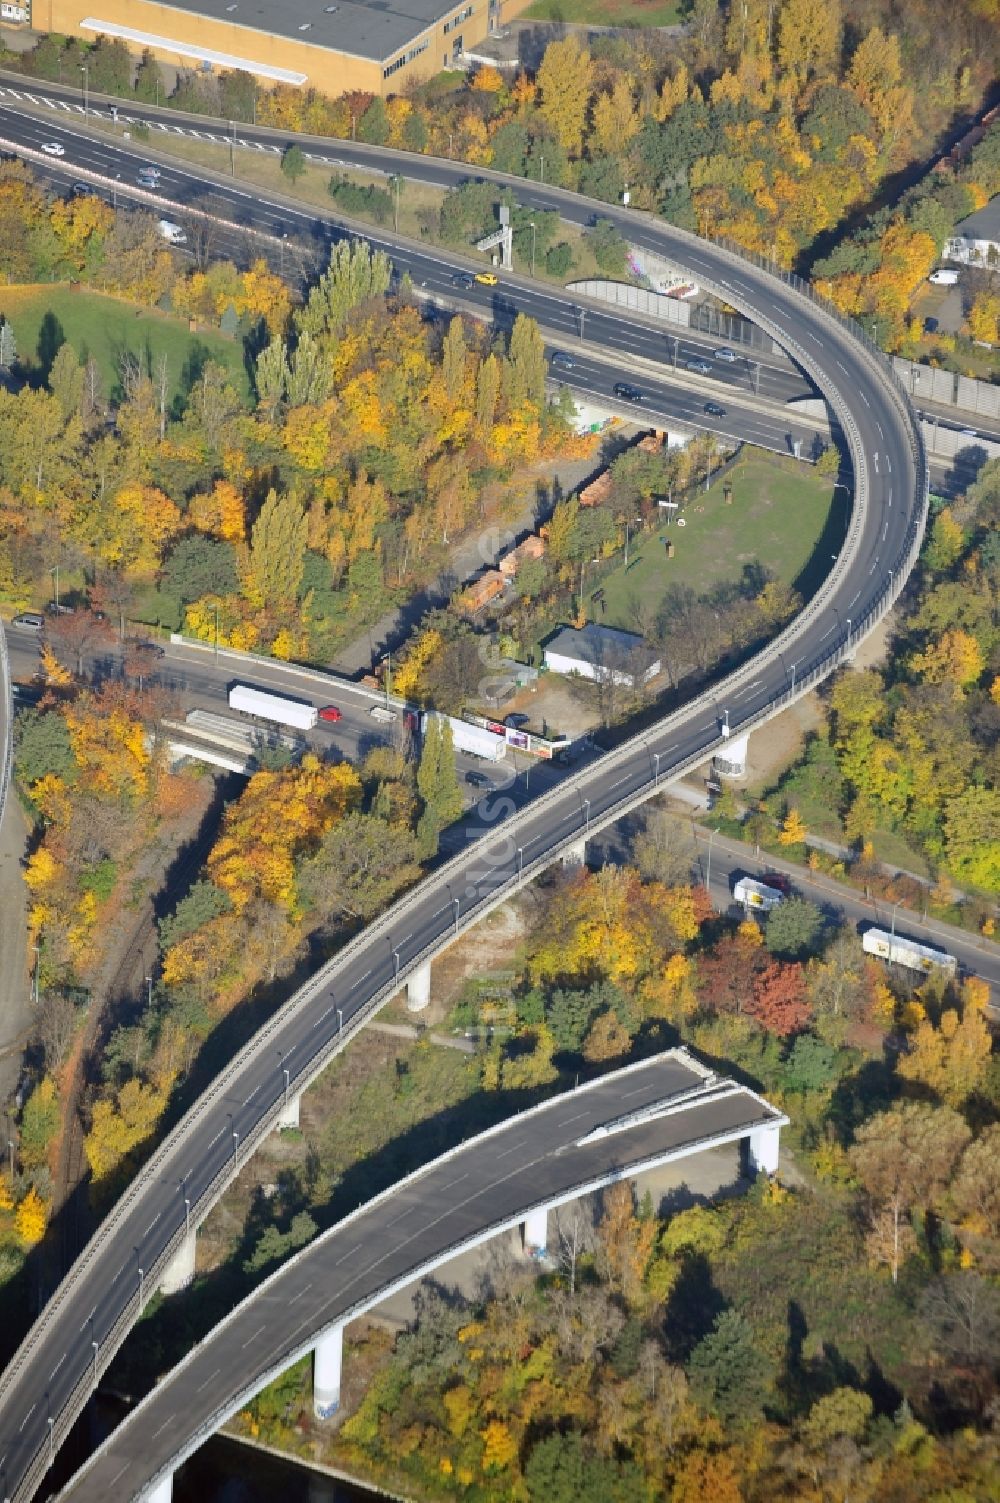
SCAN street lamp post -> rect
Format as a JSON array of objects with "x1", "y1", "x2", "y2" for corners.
[
  {"x1": 213, "y1": 604, "x2": 220, "y2": 661},
  {"x1": 138, "y1": 1266, "x2": 144, "y2": 1311},
  {"x1": 184, "y1": 1194, "x2": 191, "y2": 1235},
  {"x1": 92, "y1": 1339, "x2": 99, "y2": 1385},
  {"x1": 49, "y1": 564, "x2": 60, "y2": 612},
  {"x1": 145, "y1": 974, "x2": 153, "y2": 1010},
  {"x1": 790, "y1": 662, "x2": 796, "y2": 696},
  {"x1": 705, "y1": 826, "x2": 720, "y2": 899},
  {"x1": 890, "y1": 900, "x2": 901, "y2": 941},
  {"x1": 528, "y1": 220, "x2": 536, "y2": 277},
  {"x1": 232, "y1": 1128, "x2": 239, "y2": 1165},
  {"x1": 624, "y1": 517, "x2": 639, "y2": 569},
  {"x1": 79, "y1": 64, "x2": 89, "y2": 118},
  {"x1": 337, "y1": 1006, "x2": 343, "y2": 1035},
  {"x1": 453, "y1": 897, "x2": 460, "y2": 936},
  {"x1": 517, "y1": 845, "x2": 523, "y2": 878},
  {"x1": 393, "y1": 948, "x2": 400, "y2": 980},
  {"x1": 846, "y1": 616, "x2": 852, "y2": 643},
  {"x1": 653, "y1": 751, "x2": 661, "y2": 787},
  {"x1": 583, "y1": 797, "x2": 591, "y2": 835},
  {"x1": 113, "y1": 173, "x2": 120, "y2": 211}
]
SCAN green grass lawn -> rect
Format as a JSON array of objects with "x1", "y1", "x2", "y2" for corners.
[
  {"x1": 596, "y1": 450, "x2": 843, "y2": 632},
  {"x1": 0, "y1": 284, "x2": 251, "y2": 408},
  {"x1": 522, "y1": 0, "x2": 682, "y2": 23}
]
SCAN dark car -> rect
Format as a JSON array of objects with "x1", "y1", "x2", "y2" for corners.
[
  {"x1": 704, "y1": 401, "x2": 727, "y2": 418},
  {"x1": 466, "y1": 770, "x2": 491, "y2": 788},
  {"x1": 761, "y1": 871, "x2": 792, "y2": 895},
  {"x1": 451, "y1": 271, "x2": 474, "y2": 290},
  {"x1": 550, "y1": 351, "x2": 575, "y2": 372},
  {"x1": 686, "y1": 358, "x2": 712, "y2": 375},
  {"x1": 70, "y1": 181, "x2": 92, "y2": 197},
  {"x1": 505, "y1": 713, "x2": 530, "y2": 728},
  {"x1": 613, "y1": 381, "x2": 644, "y2": 403}
]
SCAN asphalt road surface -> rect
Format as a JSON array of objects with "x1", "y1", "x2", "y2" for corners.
[
  {"x1": 56, "y1": 1051, "x2": 783, "y2": 1503},
  {"x1": 0, "y1": 104, "x2": 926, "y2": 1503}
]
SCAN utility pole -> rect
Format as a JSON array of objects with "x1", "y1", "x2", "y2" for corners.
[
  {"x1": 528, "y1": 220, "x2": 536, "y2": 277},
  {"x1": 229, "y1": 119, "x2": 236, "y2": 177},
  {"x1": 50, "y1": 564, "x2": 59, "y2": 612}
]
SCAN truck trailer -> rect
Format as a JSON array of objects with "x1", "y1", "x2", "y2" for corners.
[
  {"x1": 861, "y1": 927, "x2": 958, "y2": 978},
  {"x1": 228, "y1": 683, "x2": 318, "y2": 732},
  {"x1": 421, "y1": 712, "x2": 507, "y2": 762},
  {"x1": 733, "y1": 877, "x2": 785, "y2": 912}
]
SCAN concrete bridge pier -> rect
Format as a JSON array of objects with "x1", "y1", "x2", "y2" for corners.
[
  {"x1": 714, "y1": 731, "x2": 750, "y2": 780},
  {"x1": 560, "y1": 838, "x2": 587, "y2": 867},
  {"x1": 522, "y1": 1207, "x2": 548, "y2": 1258},
  {"x1": 146, "y1": 1472, "x2": 173, "y2": 1503},
  {"x1": 276, "y1": 1091, "x2": 301, "y2": 1129},
  {"x1": 406, "y1": 959, "x2": 431, "y2": 1013},
  {"x1": 747, "y1": 1122, "x2": 781, "y2": 1176},
  {"x1": 158, "y1": 1230, "x2": 197, "y2": 1296},
  {"x1": 313, "y1": 1321, "x2": 345, "y2": 1418}
]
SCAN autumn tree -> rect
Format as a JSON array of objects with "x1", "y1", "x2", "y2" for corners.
[
  {"x1": 243, "y1": 488, "x2": 308, "y2": 612},
  {"x1": 15, "y1": 1186, "x2": 47, "y2": 1245},
  {"x1": 505, "y1": 313, "x2": 547, "y2": 408},
  {"x1": 850, "y1": 1102, "x2": 970, "y2": 1282},
  {"x1": 596, "y1": 1182, "x2": 656, "y2": 1304},
  {"x1": 746, "y1": 959, "x2": 812, "y2": 1036},
  {"x1": 777, "y1": 0, "x2": 842, "y2": 81},
  {"x1": 896, "y1": 1006, "x2": 992, "y2": 1106},
  {"x1": 416, "y1": 716, "x2": 463, "y2": 853},
  {"x1": 302, "y1": 812, "x2": 421, "y2": 922},
  {"x1": 950, "y1": 1125, "x2": 1000, "y2": 1240},
  {"x1": 537, "y1": 37, "x2": 594, "y2": 157}
]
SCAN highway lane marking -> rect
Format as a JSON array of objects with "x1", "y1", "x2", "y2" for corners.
[
  {"x1": 836, "y1": 360, "x2": 849, "y2": 375},
  {"x1": 241, "y1": 1325, "x2": 267, "y2": 1349},
  {"x1": 109, "y1": 1463, "x2": 131, "y2": 1487},
  {"x1": 288, "y1": 1282, "x2": 313, "y2": 1303},
  {"x1": 886, "y1": 455, "x2": 891, "y2": 472},
  {"x1": 869, "y1": 557, "x2": 879, "y2": 574},
  {"x1": 859, "y1": 391, "x2": 870, "y2": 407},
  {"x1": 876, "y1": 421, "x2": 884, "y2": 439},
  {"x1": 50, "y1": 1354, "x2": 66, "y2": 1379},
  {"x1": 358, "y1": 968, "x2": 372, "y2": 982},
  {"x1": 873, "y1": 452, "x2": 879, "y2": 473},
  {"x1": 334, "y1": 1248, "x2": 355, "y2": 1265},
  {"x1": 557, "y1": 1111, "x2": 590, "y2": 1126},
  {"x1": 151, "y1": 1418, "x2": 174, "y2": 1440},
  {"x1": 496, "y1": 1141, "x2": 528, "y2": 1158},
  {"x1": 848, "y1": 590, "x2": 861, "y2": 606},
  {"x1": 243, "y1": 1087, "x2": 258, "y2": 1106},
  {"x1": 387, "y1": 1206, "x2": 417, "y2": 1227},
  {"x1": 610, "y1": 774, "x2": 630, "y2": 790},
  {"x1": 881, "y1": 521, "x2": 888, "y2": 541},
  {"x1": 19, "y1": 1403, "x2": 35, "y2": 1432},
  {"x1": 195, "y1": 1368, "x2": 221, "y2": 1393},
  {"x1": 442, "y1": 1174, "x2": 469, "y2": 1191},
  {"x1": 819, "y1": 624, "x2": 836, "y2": 640}
]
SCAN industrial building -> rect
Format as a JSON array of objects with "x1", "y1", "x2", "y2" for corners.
[
  {"x1": 946, "y1": 196, "x2": 1000, "y2": 267},
  {"x1": 29, "y1": 0, "x2": 527, "y2": 96}
]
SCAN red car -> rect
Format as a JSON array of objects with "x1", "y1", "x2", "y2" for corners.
[{"x1": 318, "y1": 705, "x2": 342, "y2": 723}]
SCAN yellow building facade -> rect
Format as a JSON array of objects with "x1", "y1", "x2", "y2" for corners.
[{"x1": 35, "y1": 0, "x2": 526, "y2": 96}]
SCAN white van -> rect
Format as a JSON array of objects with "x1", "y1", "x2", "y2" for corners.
[
  {"x1": 157, "y1": 219, "x2": 187, "y2": 246},
  {"x1": 928, "y1": 268, "x2": 959, "y2": 286}
]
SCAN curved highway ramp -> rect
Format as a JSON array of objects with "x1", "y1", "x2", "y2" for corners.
[{"x1": 55, "y1": 1050, "x2": 784, "y2": 1503}]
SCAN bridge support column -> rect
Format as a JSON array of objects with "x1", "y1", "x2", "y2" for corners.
[
  {"x1": 276, "y1": 1092, "x2": 301, "y2": 1129},
  {"x1": 522, "y1": 1207, "x2": 548, "y2": 1258},
  {"x1": 561, "y1": 838, "x2": 587, "y2": 868},
  {"x1": 158, "y1": 1230, "x2": 196, "y2": 1295},
  {"x1": 714, "y1": 731, "x2": 750, "y2": 780},
  {"x1": 146, "y1": 1472, "x2": 173, "y2": 1503},
  {"x1": 406, "y1": 959, "x2": 431, "y2": 1013},
  {"x1": 747, "y1": 1123, "x2": 781, "y2": 1177},
  {"x1": 313, "y1": 1322, "x2": 344, "y2": 1419}
]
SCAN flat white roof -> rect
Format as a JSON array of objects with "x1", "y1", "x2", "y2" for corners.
[{"x1": 79, "y1": 18, "x2": 309, "y2": 83}]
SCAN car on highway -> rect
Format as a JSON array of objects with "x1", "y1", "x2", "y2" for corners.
[
  {"x1": 686, "y1": 357, "x2": 712, "y2": 374},
  {"x1": 704, "y1": 401, "x2": 727, "y2": 417},
  {"x1": 959, "y1": 427, "x2": 980, "y2": 438},
  {"x1": 158, "y1": 219, "x2": 187, "y2": 245},
  {"x1": 11, "y1": 612, "x2": 44, "y2": 630},
  {"x1": 466, "y1": 770, "x2": 491, "y2": 788},
  {"x1": 613, "y1": 381, "x2": 645, "y2": 402},
  {"x1": 475, "y1": 271, "x2": 499, "y2": 286},
  {"x1": 451, "y1": 271, "x2": 474, "y2": 289},
  {"x1": 130, "y1": 640, "x2": 165, "y2": 659},
  {"x1": 40, "y1": 142, "x2": 66, "y2": 156},
  {"x1": 70, "y1": 181, "x2": 92, "y2": 197},
  {"x1": 318, "y1": 705, "x2": 343, "y2": 723},
  {"x1": 714, "y1": 347, "x2": 738, "y2": 362},
  {"x1": 550, "y1": 351, "x2": 575, "y2": 371}
]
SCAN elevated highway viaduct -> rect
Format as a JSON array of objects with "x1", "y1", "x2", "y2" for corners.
[{"x1": 0, "y1": 102, "x2": 926, "y2": 1503}]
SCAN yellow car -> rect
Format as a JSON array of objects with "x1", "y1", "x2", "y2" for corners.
[{"x1": 475, "y1": 271, "x2": 499, "y2": 286}]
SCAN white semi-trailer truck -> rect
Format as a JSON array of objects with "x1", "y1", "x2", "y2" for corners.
[
  {"x1": 733, "y1": 877, "x2": 785, "y2": 912},
  {"x1": 420, "y1": 712, "x2": 507, "y2": 761},
  {"x1": 228, "y1": 683, "x2": 318, "y2": 731},
  {"x1": 862, "y1": 928, "x2": 958, "y2": 978}
]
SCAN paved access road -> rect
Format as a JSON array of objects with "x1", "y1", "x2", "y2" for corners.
[
  {"x1": 57, "y1": 1051, "x2": 783, "y2": 1503},
  {"x1": 0, "y1": 103, "x2": 923, "y2": 1503}
]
